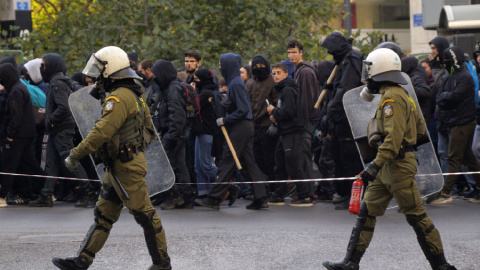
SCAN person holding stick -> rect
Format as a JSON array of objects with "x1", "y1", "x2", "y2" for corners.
[
  {"x1": 195, "y1": 53, "x2": 268, "y2": 210},
  {"x1": 320, "y1": 32, "x2": 364, "y2": 210}
]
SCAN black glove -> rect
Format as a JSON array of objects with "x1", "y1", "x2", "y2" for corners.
[{"x1": 359, "y1": 161, "x2": 380, "y2": 182}]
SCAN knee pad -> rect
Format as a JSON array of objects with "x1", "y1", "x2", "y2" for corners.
[
  {"x1": 93, "y1": 206, "x2": 114, "y2": 226},
  {"x1": 406, "y1": 213, "x2": 436, "y2": 234},
  {"x1": 134, "y1": 212, "x2": 154, "y2": 227},
  {"x1": 100, "y1": 184, "x2": 123, "y2": 205}
]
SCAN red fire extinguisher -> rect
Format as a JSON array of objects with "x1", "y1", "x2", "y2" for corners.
[{"x1": 349, "y1": 175, "x2": 364, "y2": 215}]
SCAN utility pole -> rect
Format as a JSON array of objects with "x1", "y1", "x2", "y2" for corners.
[{"x1": 344, "y1": 0, "x2": 352, "y2": 36}]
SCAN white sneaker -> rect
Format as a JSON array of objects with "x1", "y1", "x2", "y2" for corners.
[{"x1": 0, "y1": 198, "x2": 7, "y2": 207}]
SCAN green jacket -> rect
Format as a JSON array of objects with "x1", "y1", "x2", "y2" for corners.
[
  {"x1": 73, "y1": 87, "x2": 152, "y2": 160},
  {"x1": 373, "y1": 84, "x2": 425, "y2": 167}
]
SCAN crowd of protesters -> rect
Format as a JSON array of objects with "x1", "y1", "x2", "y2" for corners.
[{"x1": 1, "y1": 33, "x2": 480, "y2": 209}]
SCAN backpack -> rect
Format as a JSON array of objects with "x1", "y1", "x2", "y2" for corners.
[{"x1": 174, "y1": 81, "x2": 201, "y2": 124}]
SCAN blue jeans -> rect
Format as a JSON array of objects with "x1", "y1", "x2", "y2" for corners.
[{"x1": 194, "y1": 134, "x2": 217, "y2": 196}]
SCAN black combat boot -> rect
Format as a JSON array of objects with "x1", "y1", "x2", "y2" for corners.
[
  {"x1": 406, "y1": 214, "x2": 457, "y2": 270},
  {"x1": 323, "y1": 203, "x2": 370, "y2": 270},
  {"x1": 52, "y1": 255, "x2": 92, "y2": 270},
  {"x1": 29, "y1": 194, "x2": 53, "y2": 207}
]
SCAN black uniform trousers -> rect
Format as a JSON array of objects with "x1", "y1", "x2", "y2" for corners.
[
  {"x1": 209, "y1": 120, "x2": 267, "y2": 200},
  {"x1": 0, "y1": 137, "x2": 45, "y2": 199}
]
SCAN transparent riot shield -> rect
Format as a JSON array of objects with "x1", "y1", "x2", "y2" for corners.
[
  {"x1": 68, "y1": 86, "x2": 175, "y2": 197},
  {"x1": 343, "y1": 73, "x2": 443, "y2": 207}
]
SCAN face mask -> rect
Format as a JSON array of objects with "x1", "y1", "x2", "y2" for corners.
[
  {"x1": 252, "y1": 67, "x2": 270, "y2": 81},
  {"x1": 360, "y1": 86, "x2": 375, "y2": 102},
  {"x1": 40, "y1": 67, "x2": 50, "y2": 83},
  {"x1": 194, "y1": 80, "x2": 203, "y2": 91},
  {"x1": 443, "y1": 59, "x2": 453, "y2": 73}
]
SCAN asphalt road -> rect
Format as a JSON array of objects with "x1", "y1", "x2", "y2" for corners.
[{"x1": 1, "y1": 197, "x2": 479, "y2": 270}]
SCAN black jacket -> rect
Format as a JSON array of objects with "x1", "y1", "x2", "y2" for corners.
[
  {"x1": 402, "y1": 57, "x2": 432, "y2": 124},
  {"x1": 43, "y1": 54, "x2": 76, "y2": 135},
  {"x1": 437, "y1": 46, "x2": 476, "y2": 127},
  {"x1": 293, "y1": 61, "x2": 320, "y2": 131},
  {"x1": 220, "y1": 53, "x2": 253, "y2": 125},
  {"x1": 325, "y1": 50, "x2": 363, "y2": 136},
  {"x1": 0, "y1": 63, "x2": 36, "y2": 138},
  {"x1": 193, "y1": 68, "x2": 218, "y2": 135},
  {"x1": 272, "y1": 77, "x2": 304, "y2": 135},
  {"x1": 151, "y1": 60, "x2": 187, "y2": 148},
  {"x1": 145, "y1": 76, "x2": 161, "y2": 113}
]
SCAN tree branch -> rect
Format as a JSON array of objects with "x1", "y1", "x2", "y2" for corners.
[{"x1": 34, "y1": 0, "x2": 55, "y2": 21}]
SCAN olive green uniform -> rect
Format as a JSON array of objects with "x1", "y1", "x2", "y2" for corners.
[
  {"x1": 354, "y1": 84, "x2": 445, "y2": 266},
  {"x1": 71, "y1": 87, "x2": 170, "y2": 266}
]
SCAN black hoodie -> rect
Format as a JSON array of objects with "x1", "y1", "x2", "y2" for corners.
[
  {"x1": 0, "y1": 63, "x2": 36, "y2": 138},
  {"x1": 193, "y1": 68, "x2": 218, "y2": 135},
  {"x1": 0, "y1": 55, "x2": 17, "y2": 68},
  {"x1": 220, "y1": 53, "x2": 253, "y2": 125},
  {"x1": 151, "y1": 60, "x2": 186, "y2": 147},
  {"x1": 43, "y1": 54, "x2": 76, "y2": 135},
  {"x1": 437, "y1": 46, "x2": 476, "y2": 127},
  {"x1": 272, "y1": 77, "x2": 304, "y2": 135},
  {"x1": 429, "y1": 36, "x2": 450, "y2": 87},
  {"x1": 401, "y1": 56, "x2": 432, "y2": 124},
  {"x1": 321, "y1": 34, "x2": 363, "y2": 137}
]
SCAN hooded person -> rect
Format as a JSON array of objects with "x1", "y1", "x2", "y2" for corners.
[
  {"x1": 191, "y1": 68, "x2": 220, "y2": 198},
  {"x1": 320, "y1": 32, "x2": 364, "y2": 209},
  {"x1": 428, "y1": 36, "x2": 450, "y2": 86},
  {"x1": 0, "y1": 55, "x2": 17, "y2": 67},
  {"x1": 427, "y1": 46, "x2": 480, "y2": 206},
  {"x1": 195, "y1": 52, "x2": 269, "y2": 210},
  {"x1": 401, "y1": 56, "x2": 432, "y2": 124},
  {"x1": 150, "y1": 59, "x2": 193, "y2": 210},
  {"x1": 248, "y1": 54, "x2": 278, "y2": 183},
  {"x1": 29, "y1": 53, "x2": 95, "y2": 209},
  {"x1": 0, "y1": 63, "x2": 46, "y2": 208}
]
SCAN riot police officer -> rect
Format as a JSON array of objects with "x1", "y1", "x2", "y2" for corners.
[
  {"x1": 322, "y1": 48, "x2": 456, "y2": 270},
  {"x1": 52, "y1": 46, "x2": 171, "y2": 270}
]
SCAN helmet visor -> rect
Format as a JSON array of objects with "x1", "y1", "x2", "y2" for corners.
[
  {"x1": 82, "y1": 54, "x2": 104, "y2": 78},
  {"x1": 361, "y1": 60, "x2": 372, "y2": 83}
]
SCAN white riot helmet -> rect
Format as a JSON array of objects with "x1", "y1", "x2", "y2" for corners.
[
  {"x1": 82, "y1": 46, "x2": 140, "y2": 80},
  {"x1": 361, "y1": 48, "x2": 407, "y2": 85}
]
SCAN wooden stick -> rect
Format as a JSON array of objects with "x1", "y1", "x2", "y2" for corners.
[
  {"x1": 221, "y1": 126, "x2": 242, "y2": 170},
  {"x1": 314, "y1": 65, "x2": 339, "y2": 109}
]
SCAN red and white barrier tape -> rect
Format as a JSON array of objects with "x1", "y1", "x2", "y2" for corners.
[{"x1": 1, "y1": 171, "x2": 480, "y2": 185}]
